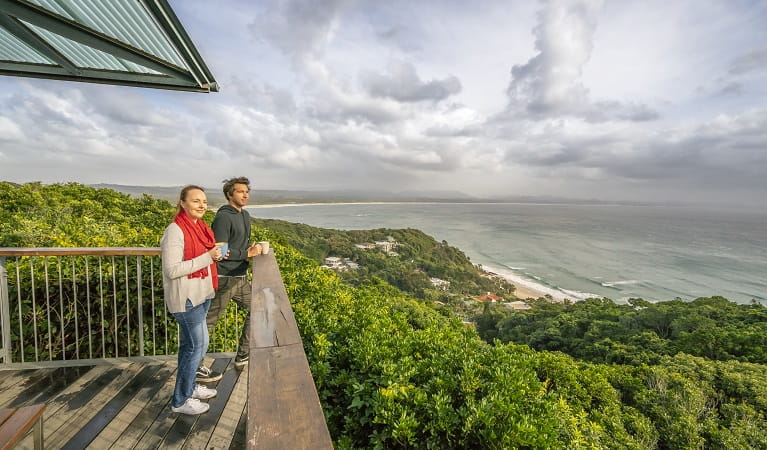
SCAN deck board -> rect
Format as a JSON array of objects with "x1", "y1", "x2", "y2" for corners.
[
  {"x1": 13, "y1": 365, "x2": 113, "y2": 449},
  {"x1": 1, "y1": 355, "x2": 250, "y2": 450},
  {"x1": 62, "y1": 364, "x2": 163, "y2": 449},
  {"x1": 0, "y1": 367, "x2": 58, "y2": 406},
  {"x1": 47, "y1": 364, "x2": 143, "y2": 448},
  {"x1": 91, "y1": 364, "x2": 175, "y2": 449},
  {"x1": 107, "y1": 365, "x2": 177, "y2": 450},
  {"x1": 208, "y1": 365, "x2": 248, "y2": 450},
  {"x1": 181, "y1": 361, "x2": 240, "y2": 450}
]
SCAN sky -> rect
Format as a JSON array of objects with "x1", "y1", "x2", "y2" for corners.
[{"x1": 1, "y1": 0, "x2": 767, "y2": 207}]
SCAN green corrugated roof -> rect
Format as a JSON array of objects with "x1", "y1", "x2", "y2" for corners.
[{"x1": 0, "y1": 0, "x2": 218, "y2": 92}]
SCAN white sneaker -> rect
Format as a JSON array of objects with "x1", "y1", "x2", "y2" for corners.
[
  {"x1": 192, "y1": 383, "x2": 217, "y2": 400},
  {"x1": 172, "y1": 397, "x2": 209, "y2": 415}
]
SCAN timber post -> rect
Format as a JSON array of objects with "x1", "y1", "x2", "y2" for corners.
[{"x1": 0, "y1": 256, "x2": 10, "y2": 364}]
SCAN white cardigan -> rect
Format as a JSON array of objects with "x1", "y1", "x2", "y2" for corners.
[{"x1": 160, "y1": 223, "x2": 216, "y2": 313}]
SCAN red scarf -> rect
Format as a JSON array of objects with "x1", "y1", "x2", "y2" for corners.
[{"x1": 174, "y1": 210, "x2": 218, "y2": 290}]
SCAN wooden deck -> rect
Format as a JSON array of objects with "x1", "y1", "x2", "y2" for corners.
[{"x1": 0, "y1": 354, "x2": 248, "y2": 449}]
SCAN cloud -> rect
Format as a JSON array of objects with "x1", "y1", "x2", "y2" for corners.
[
  {"x1": 506, "y1": 0, "x2": 658, "y2": 123},
  {"x1": 248, "y1": 0, "x2": 353, "y2": 63},
  {"x1": 728, "y1": 48, "x2": 767, "y2": 75},
  {"x1": 360, "y1": 60, "x2": 461, "y2": 103},
  {"x1": 204, "y1": 104, "x2": 322, "y2": 167},
  {"x1": 587, "y1": 101, "x2": 659, "y2": 122},
  {"x1": 507, "y1": 0, "x2": 602, "y2": 115},
  {"x1": 0, "y1": 116, "x2": 24, "y2": 142},
  {"x1": 500, "y1": 107, "x2": 767, "y2": 194},
  {"x1": 717, "y1": 82, "x2": 743, "y2": 96},
  {"x1": 376, "y1": 24, "x2": 422, "y2": 53}
]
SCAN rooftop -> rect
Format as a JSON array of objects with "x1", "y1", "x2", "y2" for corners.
[{"x1": 0, "y1": 0, "x2": 217, "y2": 92}]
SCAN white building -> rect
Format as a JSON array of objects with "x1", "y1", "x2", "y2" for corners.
[
  {"x1": 375, "y1": 240, "x2": 395, "y2": 252},
  {"x1": 430, "y1": 277, "x2": 450, "y2": 289},
  {"x1": 323, "y1": 256, "x2": 343, "y2": 268},
  {"x1": 506, "y1": 301, "x2": 532, "y2": 311}
]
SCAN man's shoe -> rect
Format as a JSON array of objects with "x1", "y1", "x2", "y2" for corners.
[
  {"x1": 193, "y1": 384, "x2": 217, "y2": 400},
  {"x1": 234, "y1": 354, "x2": 249, "y2": 369},
  {"x1": 172, "y1": 398, "x2": 209, "y2": 415},
  {"x1": 196, "y1": 366, "x2": 223, "y2": 382}
]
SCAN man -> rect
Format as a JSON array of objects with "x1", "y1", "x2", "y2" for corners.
[{"x1": 196, "y1": 176, "x2": 262, "y2": 382}]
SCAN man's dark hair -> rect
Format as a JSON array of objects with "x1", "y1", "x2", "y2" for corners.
[{"x1": 222, "y1": 177, "x2": 250, "y2": 200}]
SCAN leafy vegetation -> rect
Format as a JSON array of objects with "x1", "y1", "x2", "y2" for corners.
[
  {"x1": 475, "y1": 296, "x2": 767, "y2": 365},
  {"x1": 3, "y1": 182, "x2": 766, "y2": 448}
]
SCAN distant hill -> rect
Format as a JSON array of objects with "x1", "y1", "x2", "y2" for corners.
[
  {"x1": 90, "y1": 183, "x2": 226, "y2": 204},
  {"x1": 90, "y1": 183, "x2": 672, "y2": 208},
  {"x1": 90, "y1": 184, "x2": 477, "y2": 207}
]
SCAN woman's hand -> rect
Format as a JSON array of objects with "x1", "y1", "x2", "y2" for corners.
[{"x1": 208, "y1": 246, "x2": 223, "y2": 261}]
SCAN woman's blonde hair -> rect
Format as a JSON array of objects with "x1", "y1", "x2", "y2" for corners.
[{"x1": 177, "y1": 185, "x2": 206, "y2": 212}]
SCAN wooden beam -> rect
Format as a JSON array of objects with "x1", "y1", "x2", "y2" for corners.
[{"x1": 247, "y1": 251, "x2": 332, "y2": 449}]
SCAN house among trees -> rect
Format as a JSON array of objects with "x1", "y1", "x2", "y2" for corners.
[
  {"x1": 476, "y1": 292, "x2": 502, "y2": 303},
  {"x1": 355, "y1": 237, "x2": 399, "y2": 255},
  {"x1": 323, "y1": 256, "x2": 343, "y2": 269},
  {"x1": 505, "y1": 300, "x2": 532, "y2": 311},
  {"x1": 322, "y1": 256, "x2": 359, "y2": 271},
  {"x1": 430, "y1": 277, "x2": 450, "y2": 289},
  {"x1": 375, "y1": 237, "x2": 398, "y2": 253}
]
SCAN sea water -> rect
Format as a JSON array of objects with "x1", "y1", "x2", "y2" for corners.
[{"x1": 247, "y1": 202, "x2": 767, "y2": 304}]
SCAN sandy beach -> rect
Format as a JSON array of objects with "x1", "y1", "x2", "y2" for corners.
[
  {"x1": 512, "y1": 283, "x2": 551, "y2": 300},
  {"x1": 482, "y1": 265, "x2": 571, "y2": 303}
]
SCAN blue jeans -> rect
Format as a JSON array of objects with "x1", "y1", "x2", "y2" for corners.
[{"x1": 172, "y1": 298, "x2": 211, "y2": 408}]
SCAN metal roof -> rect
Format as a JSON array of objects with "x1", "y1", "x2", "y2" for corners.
[{"x1": 0, "y1": 0, "x2": 218, "y2": 92}]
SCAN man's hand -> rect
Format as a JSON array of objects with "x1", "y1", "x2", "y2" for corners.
[{"x1": 246, "y1": 242, "x2": 261, "y2": 258}]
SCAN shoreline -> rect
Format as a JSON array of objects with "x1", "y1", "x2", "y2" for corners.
[
  {"x1": 247, "y1": 203, "x2": 597, "y2": 303},
  {"x1": 481, "y1": 265, "x2": 590, "y2": 303}
]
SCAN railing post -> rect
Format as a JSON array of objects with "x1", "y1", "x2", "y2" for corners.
[
  {"x1": 137, "y1": 255, "x2": 145, "y2": 357},
  {"x1": 0, "y1": 256, "x2": 11, "y2": 364}
]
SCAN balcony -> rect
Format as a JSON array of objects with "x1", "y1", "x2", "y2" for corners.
[{"x1": 0, "y1": 247, "x2": 332, "y2": 449}]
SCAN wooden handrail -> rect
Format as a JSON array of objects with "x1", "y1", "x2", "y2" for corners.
[
  {"x1": 0, "y1": 248, "x2": 161, "y2": 257},
  {"x1": 247, "y1": 251, "x2": 333, "y2": 449}
]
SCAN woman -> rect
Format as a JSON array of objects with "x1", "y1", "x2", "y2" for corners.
[{"x1": 161, "y1": 185, "x2": 222, "y2": 415}]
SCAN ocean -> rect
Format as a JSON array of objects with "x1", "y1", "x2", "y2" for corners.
[{"x1": 247, "y1": 202, "x2": 767, "y2": 305}]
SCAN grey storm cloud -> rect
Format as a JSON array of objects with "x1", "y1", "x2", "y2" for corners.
[
  {"x1": 504, "y1": 108, "x2": 767, "y2": 190},
  {"x1": 728, "y1": 48, "x2": 767, "y2": 75},
  {"x1": 718, "y1": 82, "x2": 743, "y2": 96},
  {"x1": 360, "y1": 61, "x2": 462, "y2": 103},
  {"x1": 248, "y1": 0, "x2": 353, "y2": 61},
  {"x1": 586, "y1": 101, "x2": 659, "y2": 122},
  {"x1": 376, "y1": 25, "x2": 422, "y2": 53},
  {"x1": 228, "y1": 78, "x2": 298, "y2": 115}
]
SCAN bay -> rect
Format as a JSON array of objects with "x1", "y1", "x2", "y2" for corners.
[{"x1": 247, "y1": 202, "x2": 767, "y2": 305}]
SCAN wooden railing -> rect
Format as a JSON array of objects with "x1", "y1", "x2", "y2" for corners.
[
  {"x1": 247, "y1": 250, "x2": 333, "y2": 449},
  {"x1": 0, "y1": 247, "x2": 245, "y2": 365}
]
